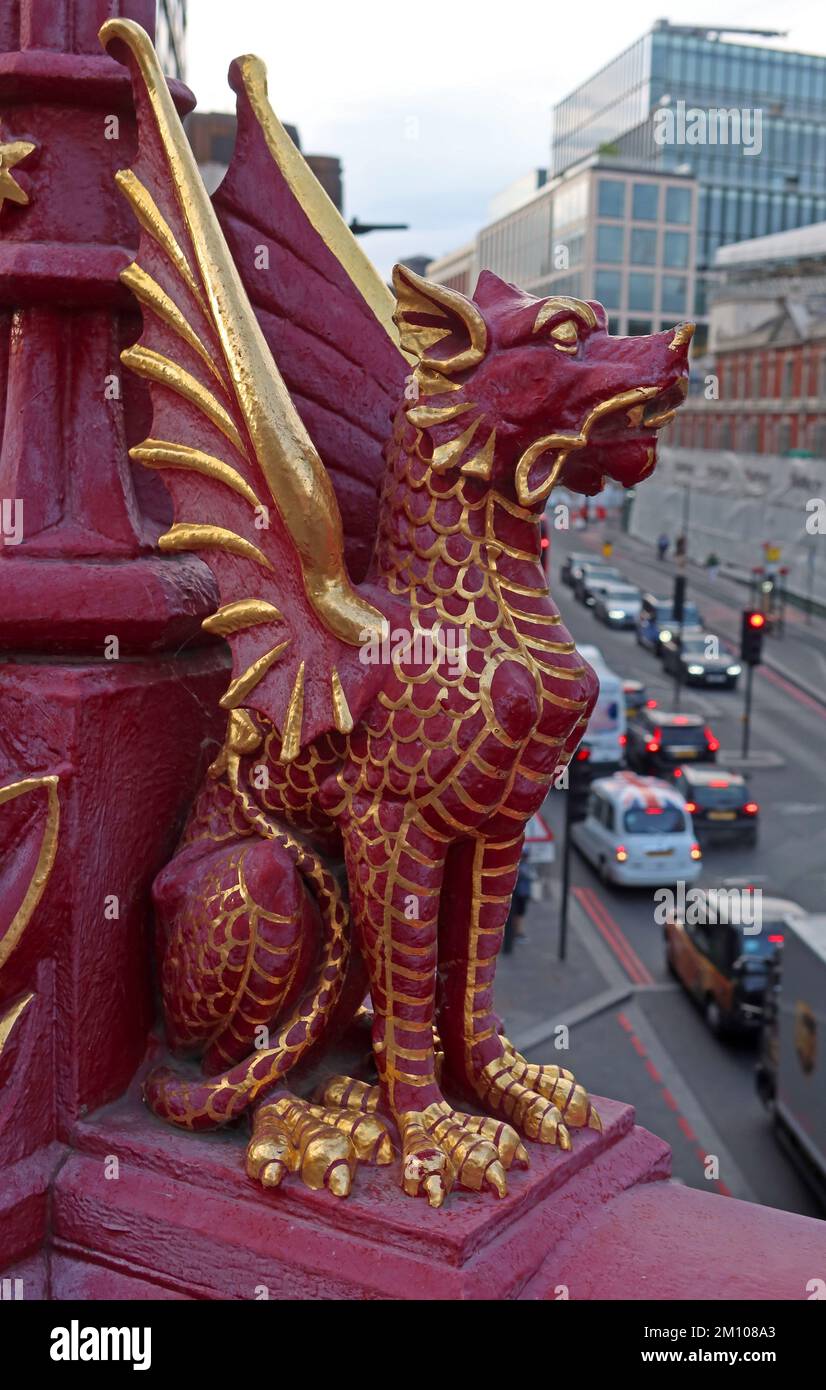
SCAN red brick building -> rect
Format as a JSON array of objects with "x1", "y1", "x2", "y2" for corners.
[{"x1": 673, "y1": 223, "x2": 826, "y2": 459}]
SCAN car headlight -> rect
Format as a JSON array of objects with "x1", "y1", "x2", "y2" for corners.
[
  {"x1": 659, "y1": 628, "x2": 672, "y2": 642},
  {"x1": 727, "y1": 664, "x2": 741, "y2": 676},
  {"x1": 608, "y1": 609, "x2": 626, "y2": 620},
  {"x1": 687, "y1": 664, "x2": 704, "y2": 675}
]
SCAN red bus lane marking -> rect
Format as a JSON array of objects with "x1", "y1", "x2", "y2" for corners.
[
  {"x1": 573, "y1": 885, "x2": 655, "y2": 986},
  {"x1": 615, "y1": 1014, "x2": 730, "y2": 1197},
  {"x1": 760, "y1": 664, "x2": 826, "y2": 719}
]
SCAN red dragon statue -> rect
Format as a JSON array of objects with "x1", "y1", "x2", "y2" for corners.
[{"x1": 101, "y1": 21, "x2": 693, "y2": 1208}]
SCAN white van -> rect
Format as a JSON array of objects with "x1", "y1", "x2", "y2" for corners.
[
  {"x1": 577, "y1": 644, "x2": 627, "y2": 775},
  {"x1": 571, "y1": 771, "x2": 702, "y2": 887}
]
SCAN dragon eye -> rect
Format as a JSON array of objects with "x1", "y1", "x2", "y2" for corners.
[{"x1": 550, "y1": 320, "x2": 579, "y2": 353}]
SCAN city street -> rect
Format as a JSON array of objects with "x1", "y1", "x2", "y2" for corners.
[{"x1": 498, "y1": 524, "x2": 826, "y2": 1221}]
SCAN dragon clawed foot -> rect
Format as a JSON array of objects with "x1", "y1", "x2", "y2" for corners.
[
  {"x1": 472, "y1": 1039, "x2": 602, "y2": 1143},
  {"x1": 397, "y1": 1102, "x2": 529, "y2": 1208},
  {"x1": 246, "y1": 1091, "x2": 392, "y2": 1198}
]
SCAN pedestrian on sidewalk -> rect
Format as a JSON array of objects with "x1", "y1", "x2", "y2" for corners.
[
  {"x1": 705, "y1": 551, "x2": 720, "y2": 581},
  {"x1": 657, "y1": 532, "x2": 669, "y2": 561},
  {"x1": 503, "y1": 860, "x2": 535, "y2": 954}
]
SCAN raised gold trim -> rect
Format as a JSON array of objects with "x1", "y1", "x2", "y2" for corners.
[
  {"x1": 120, "y1": 264, "x2": 224, "y2": 386},
  {"x1": 115, "y1": 169, "x2": 205, "y2": 310},
  {"x1": 392, "y1": 265, "x2": 487, "y2": 374},
  {"x1": 232, "y1": 53, "x2": 411, "y2": 363},
  {"x1": 121, "y1": 345, "x2": 245, "y2": 453},
  {"x1": 514, "y1": 384, "x2": 661, "y2": 506},
  {"x1": 202, "y1": 598, "x2": 283, "y2": 636},
  {"x1": 0, "y1": 776, "x2": 60, "y2": 973},
  {"x1": 533, "y1": 297, "x2": 598, "y2": 333},
  {"x1": 220, "y1": 641, "x2": 290, "y2": 709},
  {"x1": 280, "y1": 661, "x2": 305, "y2": 762},
  {"x1": 158, "y1": 522, "x2": 273, "y2": 570},
  {"x1": 330, "y1": 669, "x2": 353, "y2": 735},
  {"x1": 131, "y1": 440, "x2": 263, "y2": 509},
  {"x1": 102, "y1": 19, "x2": 384, "y2": 650},
  {"x1": 0, "y1": 992, "x2": 34, "y2": 1058}
]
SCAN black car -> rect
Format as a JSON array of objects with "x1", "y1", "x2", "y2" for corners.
[
  {"x1": 560, "y1": 552, "x2": 597, "y2": 588},
  {"x1": 636, "y1": 593, "x2": 704, "y2": 654},
  {"x1": 574, "y1": 563, "x2": 625, "y2": 605},
  {"x1": 626, "y1": 709, "x2": 720, "y2": 776},
  {"x1": 660, "y1": 632, "x2": 742, "y2": 689},
  {"x1": 671, "y1": 764, "x2": 759, "y2": 845}
]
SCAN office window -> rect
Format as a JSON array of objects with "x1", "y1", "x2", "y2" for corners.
[
  {"x1": 665, "y1": 186, "x2": 691, "y2": 224},
  {"x1": 597, "y1": 179, "x2": 625, "y2": 218},
  {"x1": 595, "y1": 270, "x2": 621, "y2": 309},
  {"x1": 627, "y1": 318, "x2": 653, "y2": 337},
  {"x1": 783, "y1": 357, "x2": 795, "y2": 398},
  {"x1": 661, "y1": 276, "x2": 687, "y2": 315},
  {"x1": 663, "y1": 231, "x2": 690, "y2": 269},
  {"x1": 596, "y1": 223, "x2": 624, "y2": 263},
  {"x1": 607, "y1": 315, "x2": 621, "y2": 335},
  {"x1": 630, "y1": 227, "x2": 657, "y2": 265},
  {"x1": 628, "y1": 273, "x2": 654, "y2": 312},
  {"x1": 632, "y1": 183, "x2": 659, "y2": 220}
]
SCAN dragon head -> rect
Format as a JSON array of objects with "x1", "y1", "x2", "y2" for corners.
[{"x1": 392, "y1": 265, "x2": 693, "y2": 507}]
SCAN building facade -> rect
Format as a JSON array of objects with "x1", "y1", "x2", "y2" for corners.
[
  {"x1": 186, "y1": 111, "x2": 343, "y2": 209},
  {"x1": 550, "y1": 21, "x2": 826, "y2": 347},
  {"x1": 672, "y1": 221, "x2": 826, "y2": 456},
  {"x1": 155, "y1": 0, "x2": 186, "y2": 79},
  {"x1": 430, "y1": 156, "x2": 697, "y2": 342}
]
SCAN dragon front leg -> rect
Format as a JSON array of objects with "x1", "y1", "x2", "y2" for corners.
[
  {"x1": 438, "y1": 834, "x2": 601, "y2": 1143},
  {"x1": 340, "y1": 799, "x2": 525, "y2": 1207}
]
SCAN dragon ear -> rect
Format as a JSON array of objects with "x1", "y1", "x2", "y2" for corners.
[{"x1": 392, "y1": 265, "x2": 487, "y2": 374}]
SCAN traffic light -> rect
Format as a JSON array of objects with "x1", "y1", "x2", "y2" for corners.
[{"x1": 740, "y1": 609, "x2": 766, "y2": 666}]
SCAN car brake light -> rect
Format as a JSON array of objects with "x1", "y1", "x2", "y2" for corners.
[
  {"x1": 618, "y1": 733, "x2": 627, "y2": 747},
  {"x1": 615, "y1": 846, "x2": 628, "y2": 862},
  {"x1": 672, "y1": 768, "x2": 682, "y2": 778},
  {"x1": 704, "y1": 727, "x2": 720, "y2": 752},
  {"x1": 645, "y1": 807, "x2": 662, "y2": 814},
  {"x1": 709, "y1": 779, "x2": 729, "y2": 788},
  {"x1": 646, "y1": 698, "x2": 658, "y2": 709},
  {"x1": 744, "y1": 802, "x2": 759, "y2": 814},
  {"x1": 541, "y1": 537, "x2": 549, "y2": 549},
  {"x1": 684, "y1": 801, "x2": 697, "y2": 813},
  {"x1": 768, "y1": 934, "x2": 784, "y2": 944},
  {"x1": 646, "y1": 740, "x2": 660, "y2": 753},
  {"x1": 576, "y1": 746, "x2": 590, "y2": 761},
  {"x1": 690, "y1": 843, "x2": 702, "y2": 860}
]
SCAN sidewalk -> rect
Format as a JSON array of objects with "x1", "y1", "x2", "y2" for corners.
[{"x1": 567, "y1": 526, "x2": 826, "y2": 705}]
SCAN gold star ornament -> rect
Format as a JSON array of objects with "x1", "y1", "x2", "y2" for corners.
[{"x1": 0, "y1": 138, "x2": 36, "y2": 214}]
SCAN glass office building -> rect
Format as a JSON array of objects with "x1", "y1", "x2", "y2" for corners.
[{"x1": 551, "y1": 22, "x2": 826, "y2": 329}]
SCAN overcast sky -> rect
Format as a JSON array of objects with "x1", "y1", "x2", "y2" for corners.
[{"x1": 186, "y1": 0, "x2": 826, "y2": 277}]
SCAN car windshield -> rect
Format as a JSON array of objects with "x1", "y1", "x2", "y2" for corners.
[
  {"x1": 586, "y1": 568, "x2": 622, "y2": 581},
  {"x1": 680, "y1": 636, "x2": 712, "y2": 655},
  {"x1": 623, "y1": 805, "x2": 686, "y2": 834},
  {"x1": 606, "y1": 589, "x2": 639, "y2": 603}
]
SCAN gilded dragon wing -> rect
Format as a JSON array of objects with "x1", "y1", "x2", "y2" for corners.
[
  {"x1": 211, "y1": 56, "x2": 411, "y2": 583},
  {"x1": 101, "y1": 19, "x2": 392, "y2": 759}
]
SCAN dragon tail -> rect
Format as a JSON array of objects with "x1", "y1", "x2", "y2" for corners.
[{"x1": 143, "y1": 820, "x2": 350, "y2": 1132}]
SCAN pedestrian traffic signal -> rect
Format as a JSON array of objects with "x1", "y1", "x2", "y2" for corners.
[{"x1": 740, "y1": 609, "x2": 766, "y2": 665}]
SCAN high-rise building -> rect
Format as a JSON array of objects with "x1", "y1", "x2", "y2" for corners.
[
  {"x1": 550, "y1": 21, "x2": 826, "y2": 345},
  {"x1": 428, "y1": 154, "x2": 698, "y2": 344},
  {"x1": 155, "y1": 0, "x2": 187, "y2": 79}
]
